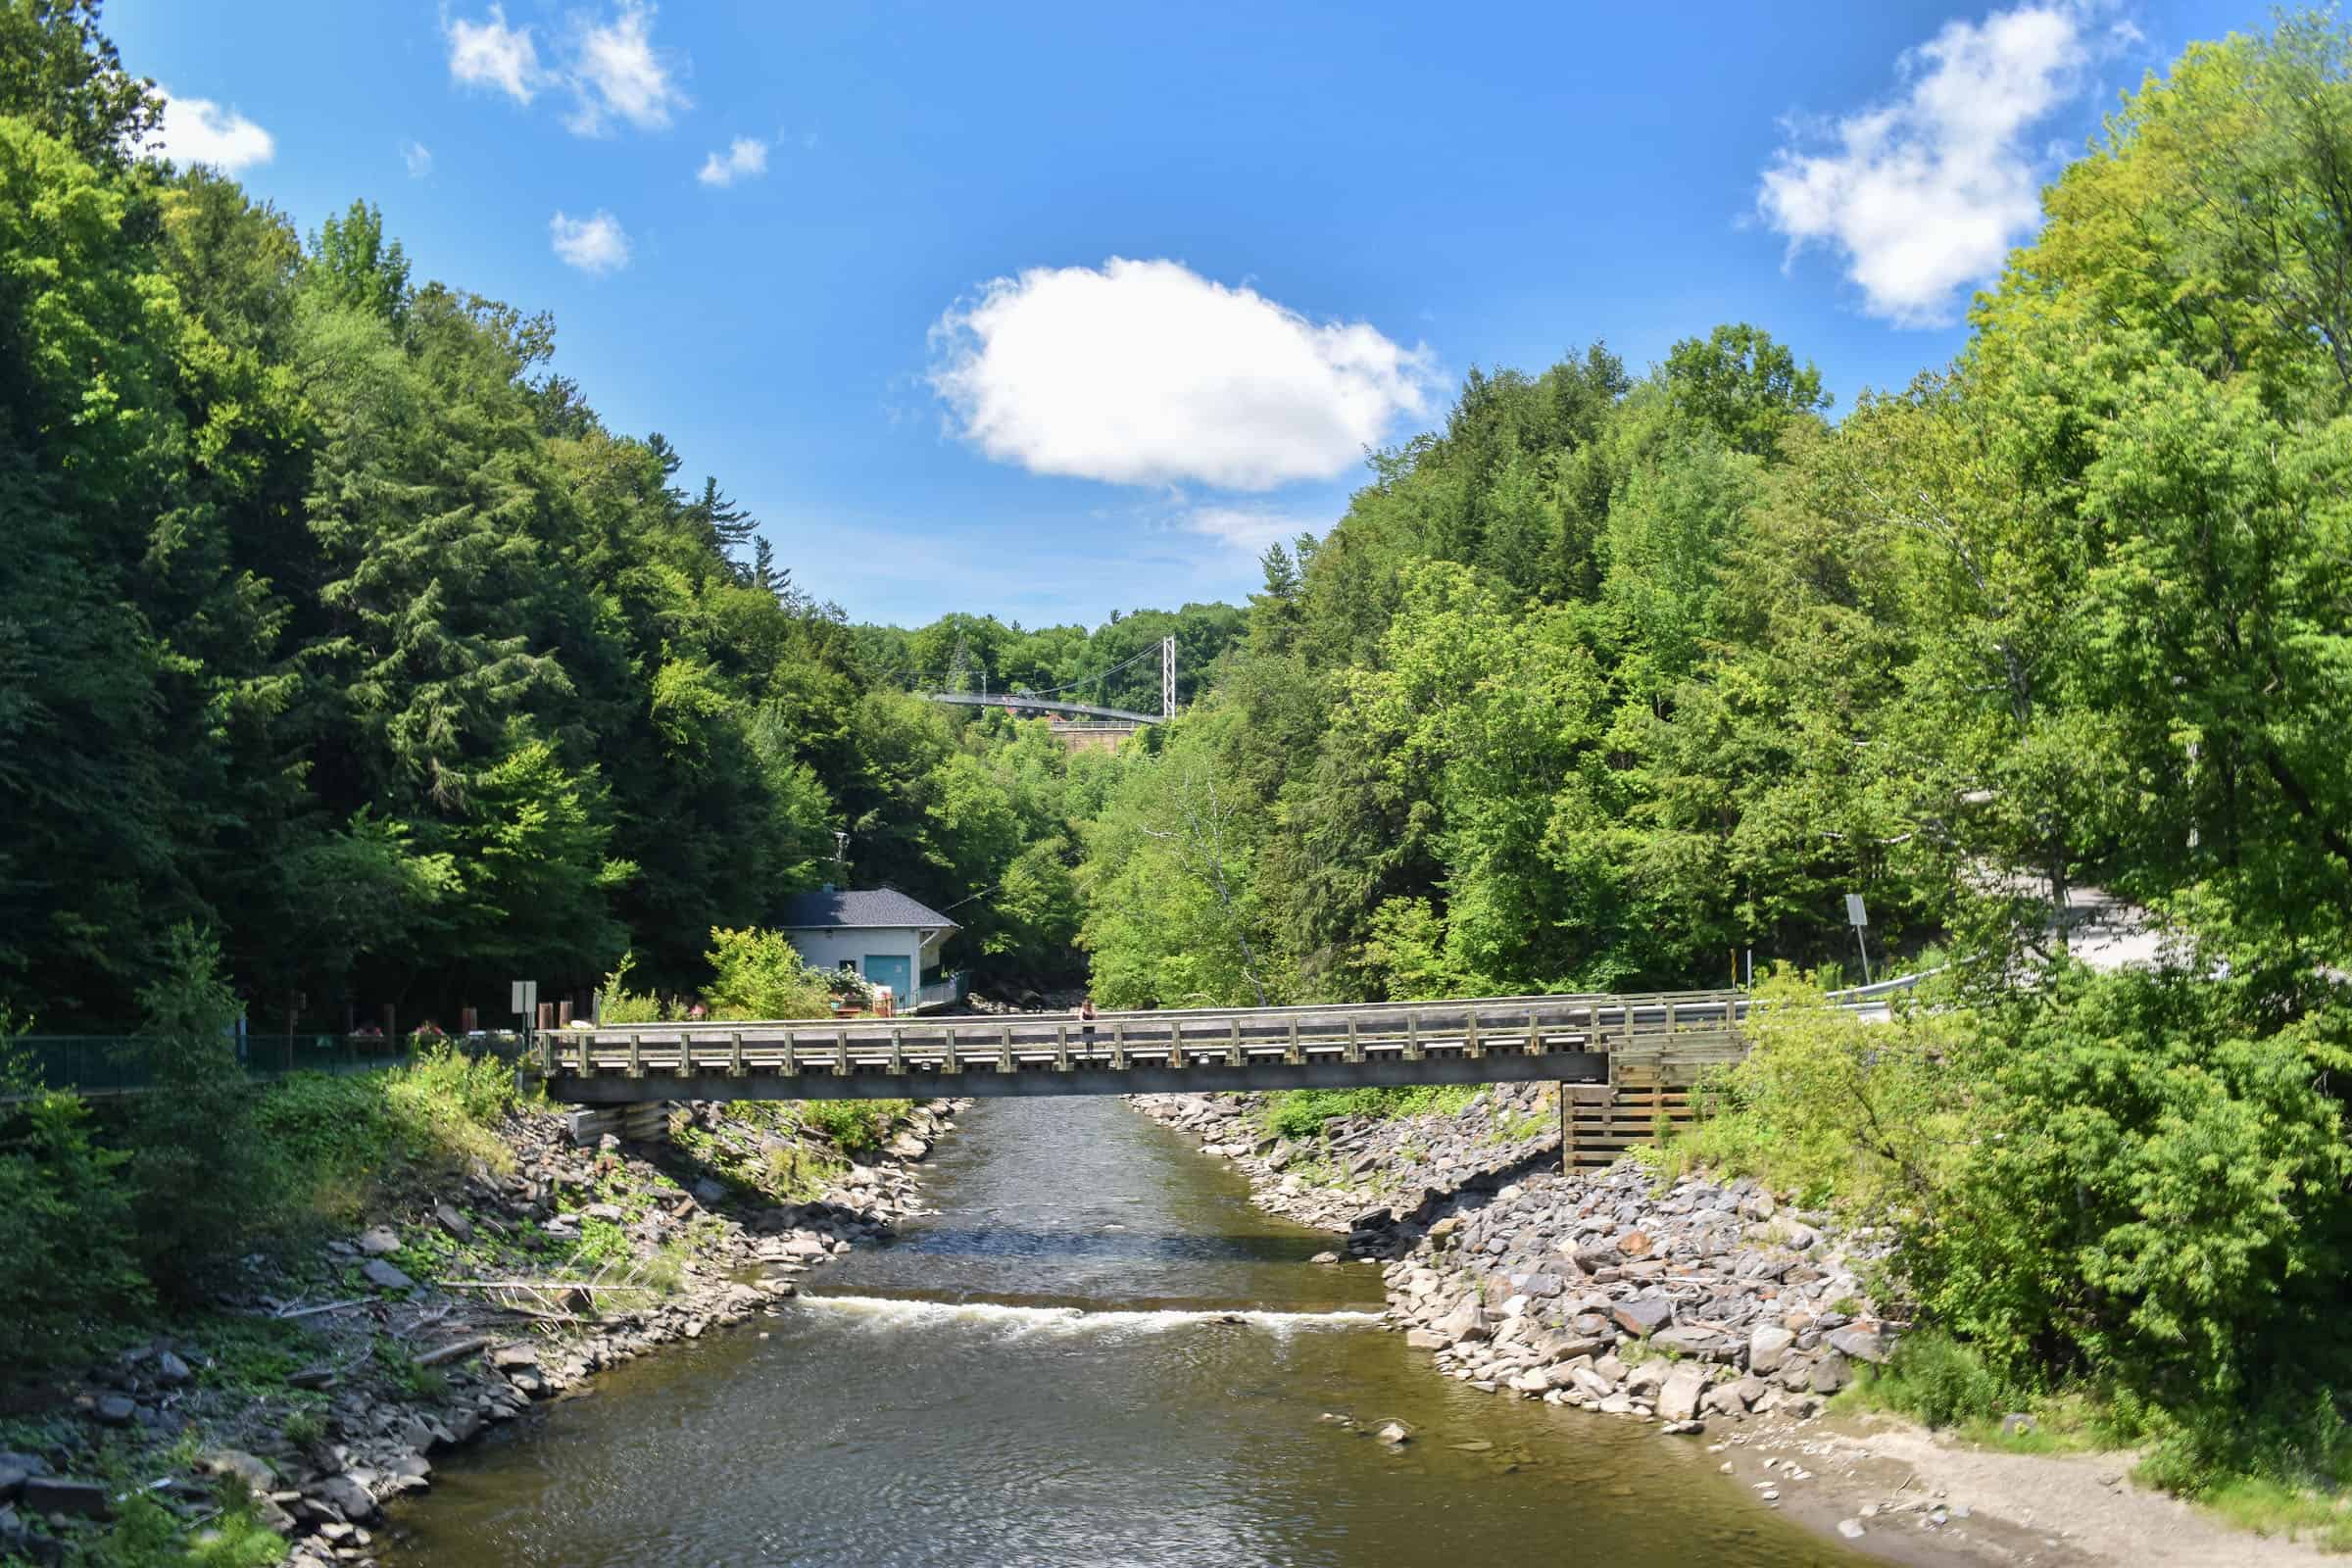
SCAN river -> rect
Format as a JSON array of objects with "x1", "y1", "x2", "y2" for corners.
[{"x1": 392, "y1": 1097, "x2": 1865, "y2": 1566}]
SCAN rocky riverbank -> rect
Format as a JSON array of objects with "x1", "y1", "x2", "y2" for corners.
[
  {"x1": 0, "y1": 1094, "x2": 963, "y2": 1568},
  {"x1": 1134, "y1": 1088, "x2": 2352, "y2": 1567}
]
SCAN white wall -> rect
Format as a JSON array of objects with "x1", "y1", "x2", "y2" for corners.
[{"x1": 782, "y1": 926, "x2": 951, "y2": 993}]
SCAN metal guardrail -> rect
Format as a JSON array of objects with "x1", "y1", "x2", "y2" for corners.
[{"x1": 4, "y1": 1031, "x2": 529, "y2": 1102}]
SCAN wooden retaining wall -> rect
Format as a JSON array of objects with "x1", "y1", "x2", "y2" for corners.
[{"x1": 1562, "y1": 1032, "x2": 1742, "y2": 1171}]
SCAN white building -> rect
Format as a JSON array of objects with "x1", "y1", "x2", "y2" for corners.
[{"x1": 777, "y1": 889, "x2": 962, "y2": 1011}]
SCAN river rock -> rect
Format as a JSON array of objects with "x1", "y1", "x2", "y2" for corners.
[
  {"x1": 1656, "y1": 1362, "x2": 1708, "y2": 1422},
  {"x1": 358, "y1": 1226, "x2": 401, "y2": 1256},
  {"x1": 1437, "y1": 1295, "x2": 1491, "y2": 1344},
  {"x1": 1609, "y1": 1297, "x2": 1672, "y2": 1338},
  {"x1": 309, "y1": 1473, "x2": 377, "y2": 1524},
  {"x1": 1747, "y1": 1324, "x2": 1793, "y2": 1374},
  {"x1": 90, "y1": 1396, "x2": 135, "y2": 1427},
  {"x1": 362, "y1": 1258, "x2": 415, "y2": 1292},
  {"x1": 434, "y1": 1202, "x2": 474, "y2": 1243},
  {"x1": 1809, "y1": 1352, "x2": 1852, "y2": 1394},
  {"x1": 23, "y1": 1478, "x2": 110, "y2": 1520},
  {"x1": 1376, "y1": 1421, "x2": 1411, "y2": 1445},
  {"x1": 1826, "y1": 1326, "x2": 1888, "y2": 1364}
]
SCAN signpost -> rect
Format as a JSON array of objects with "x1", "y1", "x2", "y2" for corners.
[
  {"x1": 1844, "y1": 894, "x2": 1873, "y2": 985},
  {"x1": 511, "y1": 979, "x2": 539, "y2": 1046}
]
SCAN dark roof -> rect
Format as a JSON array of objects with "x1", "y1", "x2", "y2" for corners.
[{"x1": 774, "y1": 889, "x2": 957, "y2": 930}]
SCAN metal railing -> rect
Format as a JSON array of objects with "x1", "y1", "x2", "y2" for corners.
[{"x1": 5, "y1": 1031, "x2": 529, "y2": 1102}]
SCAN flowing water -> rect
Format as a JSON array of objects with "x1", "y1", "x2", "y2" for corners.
[{"x1": 394, "y1": 1099, "x2": 1864, "y2": 1566}]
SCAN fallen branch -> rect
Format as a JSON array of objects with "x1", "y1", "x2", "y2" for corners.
[
  {"x1": 413, "y1": 1336, "x2": 493, "y2": 1368},
  {"x1": 273, "y1": 1297, "x2": 372, "y2": 1320},
  {"x1": 438, "y1": 1280, "x2": 656, "y2": 1293}
]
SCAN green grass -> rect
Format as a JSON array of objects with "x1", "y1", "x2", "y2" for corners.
[{"x1": 1260, "y1": 1084, "x2": 1481, "y2": 1141}]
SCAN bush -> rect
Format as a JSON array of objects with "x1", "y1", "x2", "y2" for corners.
[
  {"x1": 1261, "y1": 1084, "x2": 1478, "y2": 1141},
  {"x1": 704, "y1": 928, "x2": 838, "y2": 1020},
  {"x1": 0, "y1": 1090, "x2": 148, "y2": 1365},
  {"x1": 1908, "y1": 968, "x2": 2352, "y2": 1399},
  {"x1": 1855, "y1": 1330, "x2": 2011, "y2": 1428},
  {"x1": 799, "y1": 1098, "x2": 908, "y2": 1155},
  {"x1": 1664, "y1": 968, "x2": 1969, "y2": 1212},
  {"x1": 124, "y1": 925, "x2": 267, "y2": 1300}
]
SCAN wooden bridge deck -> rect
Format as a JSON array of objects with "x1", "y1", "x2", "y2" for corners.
[{"x1": 537, "y1": 992, "x2": 1754, "y2": 1102}]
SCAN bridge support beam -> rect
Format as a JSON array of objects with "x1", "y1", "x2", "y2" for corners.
[{"x1": 544, "y1": 1051, "x2": 1608, "y2": 1104}]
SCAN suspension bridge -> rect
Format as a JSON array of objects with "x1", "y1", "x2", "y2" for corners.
[{"x1": 918, "y1": 637, "x2": 1176, "y2": 725}]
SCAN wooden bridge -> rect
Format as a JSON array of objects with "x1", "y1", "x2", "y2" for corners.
[{"x1": 536, "y1": 991, "x2": 1759, "y2": 1104}]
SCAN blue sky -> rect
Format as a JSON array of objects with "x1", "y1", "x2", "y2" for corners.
[{"x1": 113, "y1": 0, "x2": 2265, "y2": 626}]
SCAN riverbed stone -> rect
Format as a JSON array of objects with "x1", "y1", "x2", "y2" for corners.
[
  {"x1": 361, "y1": 1258, "x2": 415, "y2": 1292},
  {"x1": 1747, "y1": 1324, "x2": 1793, "y2": 1374},
  {"x1": 1609, "y1": 1297, "x2": 1672, "y2": 1338},
  {"x1": 1826, "y1": 1326, "x2": 1888, "y2": 1364},
  {"x1": 1437, "y1": 1295, "x2": 1491, "y2": 1344},
  {"x1": 1656, "y1": 1362, "x2": 1708, "y2": 1422},
  {"x1": 309, "y1": 1474, "x2": 377, "y2": 1524},
  {"x1": 23, "y1": 1478, "x2": 110, "y2": 1521}
]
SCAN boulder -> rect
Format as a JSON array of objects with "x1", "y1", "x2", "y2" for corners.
[
  {"x1": 434, "y1": 1203, "x2": 474, "y2": 1244},
  {"x1": 1615, "y1": 1230, "x2": 1652, "y2": 1257},
  {"x1": 1375, "y1": 1421, "x2": 1411, "y2": 1445},
  {"x1": 357, "y1": 1227, "x2": 400, "y2": 1256},
  {"x1": 22, "y1": 1478, "x2": 110, "y2": 1521},
  {"x1": 201, "y1": 1451, "x2": 275, "y2": 1496},
  {"x1": 154, "y1": 1351, "x2": 192, "y2": 1387},
  {"x1": 361, "y1": 1258, "x2": 415, "y2": 1292},
  {"x1": 1436, "y1": 1295, "x2": 1491, "y2": 1345},
  {"x1": 1826, "y1": 1326, "x2": 1889, "y2": 1364},
  {"x1": 90, "y1": 1396, "x2": 135, "y2": 1427},
  {"x1": 1651, "y1": 1326, "x2": 1732, "y2": 1360},
  {"x1": 1747, "y1": 1324, "x2": 1794, "y2": 1375},
  {"x1": 308, "y1": 1473, "x2": 378, "y2": 1524},
  {"x1": 1609, "y1": 1297, "x2": 1673, "y2": 1338},
  {"x1": 1656, "y1": 1362, "x2": 1708, "y2": 1422},
  {"x1": 1403, "y1": 1329, "x2": 1446, "y2": 1350},
  {"x1": 1809, "y1": 1352, "x2": 1852, "y2": 1394}
]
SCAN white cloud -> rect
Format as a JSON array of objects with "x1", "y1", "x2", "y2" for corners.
[
  {"x1": 697, "y1": 135, "x2": 769, "y2": 187},
  {"x1": 401, "y1": 139, "x2": 433, "y2": 178},
  {"x1": 1183, "y1": 506, "x2": 1325, "y2": 558},
  {"x1": 154, "y1": 88, "x2": 273, "y2": 172},
  {"x1": 549, "y1": 209, "x2": 631, "y2": 273},
  {"x1": 1757, "y1": 2, "x2": 2126, "y2": 326},
  {"x1": 445, "y1": 6, "x2": 542, "y2": 104},
  {"x1": 929, "y1": 258, "x2": 1436, "y2": 491},
  {"x1": 566, "y1": 3, "x2": 689, "y2": 134}
]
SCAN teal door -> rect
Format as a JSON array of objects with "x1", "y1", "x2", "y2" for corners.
[{"x1": 862, "y1": 953, "x2": 911, "y2": 1003}]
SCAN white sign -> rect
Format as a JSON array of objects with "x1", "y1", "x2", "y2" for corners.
[
  {"x1": 511, "y1": 979, "x2": 539, "y2": 1017},
  {"x1": 1844, "y1": 894, "x2": 1869, "y2": 928}
]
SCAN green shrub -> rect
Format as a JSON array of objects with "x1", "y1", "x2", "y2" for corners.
[
  {"x1": 799, "y1": 1098, "x2": 908, "y2": 1155},
  {"x1": 1855, "y1": 1331, "x2": 2011, "y2": 1428},
  {"x1": 0, "y1": 1091, "x2": 148, "y2": 1365},
  {"x1": 1908, "y1": 968, "x2": 2352, "y2": 1400},
  {"x1": 1662, "y1": 968, "x2": 1969, "y2": 1212},
  {"x1": 1261, "y1": 1084, "x2": 1478, "y2": 1141},
  {"x1": 124, "y1": 925, "x2": 268, "y2": 1300},
  {"x1": 705, "y1": 927, "x2": 838, "y2": 1020}
]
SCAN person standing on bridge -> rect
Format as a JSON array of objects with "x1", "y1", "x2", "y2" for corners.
[{"x1": 1079, "y1": 996, "x2": 1098, "y2": 1056}]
